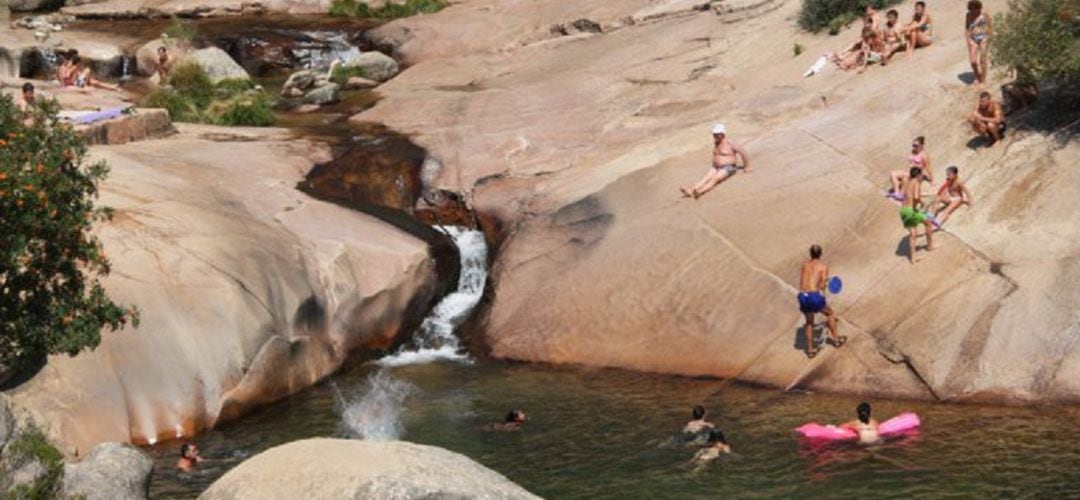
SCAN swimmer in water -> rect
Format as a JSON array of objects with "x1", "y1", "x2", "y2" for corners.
[
  {"x1": 841, "y1": 402, "x2": 882, "y2": 445},
  {"x1": 691, "y1": 429, "x2": 732, "y2": 464},
  {"x1": 684, "y1": 405, "x2": 715, "y2": 434},
  {"x1": 176, "y1": 443, "x2": 203, "y2": 472},
  {"x1": 489, "y1": 408, "x2": 527, "y2": 431}
]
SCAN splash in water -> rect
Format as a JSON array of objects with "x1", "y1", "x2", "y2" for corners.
[
  {"x1": 378, "y1": 226, "x2": 488, "y2": 367},
  {"x1": 337, "y1": 370, "x2": 415, "y2": 441}
]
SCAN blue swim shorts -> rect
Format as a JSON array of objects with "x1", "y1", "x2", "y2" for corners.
[{"x1": 797, "y1": 291, "x2": 827, "y2": 314}]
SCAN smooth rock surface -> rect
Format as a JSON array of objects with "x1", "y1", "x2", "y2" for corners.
[
  {"x1": 60, "y1": 442, "x2": 152, "y2": 500},
  {"x1": 357, "y1": 0, "x2": 1080, "y2": 404},
  {"x1": 343, "y1": 51, "x2": 398, "y2": 82},
  {"x1": 302, "y1": 82, "x2": 339, "y2": 105},
  {"x1": 182, "y1": 47, "x2": 249, "y2": 83},
  {"x1": 199, "y1": 439, "x2": 540, "y2": 500},
  {"x1": 9, "y1": 125, "x2": 436, "y2": 453}
]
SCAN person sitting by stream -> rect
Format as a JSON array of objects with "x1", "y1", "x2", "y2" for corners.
[
  {"x1": 488, "y1": 408, "x2": 527, "y2": 431},
  {"x1": 798, "y1": 245, "x2": 845, "y2": 358},
  {"x1": 682, "y1": 405, "x2": 716, "y2": 443},
  {"x1": 679, "y1": 123, "x2": 751, "y2": 199},
  {"x1": 58, "y1": 50, "x2": 120, "y2": 91},
  {"x1": 931, "y1": 166, "x2": 974, "y2": 227},
  {"x1": 969, "y1": 91, "x2": 1005, "y2": 146},
  {"x1": 156, "y1": 46, "x2": 175, "y2": 83},
  {"x1": 177, "y1": 443, "x2": 204, "y2": 472},
  {"x1": 691, "y1": 429, "x2": 732, "y2": 465},
  {"x1": 840, "y1": 402, "x2": 882, "y2": 445}
]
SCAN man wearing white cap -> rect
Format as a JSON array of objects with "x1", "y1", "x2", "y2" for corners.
[{"x1": 680, "y1": 123, "x2": 751, "y2": 199}]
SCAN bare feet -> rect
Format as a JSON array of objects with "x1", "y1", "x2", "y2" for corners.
[{"x1": 680, "y1": 187, "x2": 694, "y2": 198}]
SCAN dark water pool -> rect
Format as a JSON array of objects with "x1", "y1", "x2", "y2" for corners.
[{"x1": 146, "y1": 360, "x2": 1080, "y2": 499}]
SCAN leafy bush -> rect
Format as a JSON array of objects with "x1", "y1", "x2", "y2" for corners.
[
  {"x1": 6, "y1": 427, "x2": 64, "y2": 500},
  {"x1": 330, "y1": 65, "x2": 366, "y2": 85},
  {"x1": 993, "y1": 0, "x2": 1080, "y2": 101},
  {"x1": 207, "y1": 94, "x2": 277, "y2": 127},
  {"x1": 0, "y1": 96, "x2": 135, "y2": 374},
  {"x1": 141, "y1": 64, "x2": 275, "y2": 126},
  {"x1": 799, "y1": 0, "x2": 901, "y2": 33},
  {"x1": 330, "y1": 0, "x2": 447, "y2": 19}
]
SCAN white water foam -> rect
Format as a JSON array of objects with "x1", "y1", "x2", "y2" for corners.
[
  {"x1": 377, "y1": 226, "x2": 488, "y2": 367},
  {"x1": 338, "y1": 370, "x2": 415, "y2": 441}
]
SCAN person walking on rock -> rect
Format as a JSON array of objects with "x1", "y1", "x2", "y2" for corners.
[
  {"x1": 798, "y1": 245, "x2": 845, "y2": 358},
  {"x1": 680, "y1": 123, "x2": 751, "y2": 199},
  {"x1": 900, "y1": 168, "x2": 936, "y2": 263}
]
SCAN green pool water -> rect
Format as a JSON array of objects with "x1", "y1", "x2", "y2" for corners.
[{"x1": 146, "y1": 360, "x2": 1080, "y2": 499}]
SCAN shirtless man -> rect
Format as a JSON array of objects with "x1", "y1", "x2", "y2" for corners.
[
  {"x1": 932, "y1": 166, "x2": 974, "y2": 226},
  {"x1": 797, "y1": 245, "x2": 844, "y2": 358},
  {"x1": 156, "y1": 46, "x2": 174, "y2": 82},
  {"x1": 881, "y1": 10, "x2": 907, "y2": 63},
  {"x1": 680, "y1": 123, "x2": 751, "y2": 199},
  {"x1": 969, "y1": 91, "x2": 1005, "y2": 145},
  {"x1": 16, "y1": 83, "x2": 37, "y2": 126},
  {"x1": 899, "y1": 167, "x2": 935, "y2": 263},
  {"x1": 176, "y1": 443, "x2": 203, "y2": 472}
]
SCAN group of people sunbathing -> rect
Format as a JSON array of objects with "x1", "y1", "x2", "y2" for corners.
[
  {"x1": 53, "y1": 49, "x2": 120, "y2": 92},
  {"x1": 831, "y1": 2, "x2": 933, "y2": 72}
]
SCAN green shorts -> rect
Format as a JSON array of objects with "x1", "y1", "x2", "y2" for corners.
[{"x1": 899, "y1": 206, "x2": 928, "y2": 229}]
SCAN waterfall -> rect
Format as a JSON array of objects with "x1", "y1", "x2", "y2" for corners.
[
  {"x1": 337, "y1": 370, "x2": 415, "y2": 441},
  {"x1": 120, "y1": 55, "x2": 133, "y2": 81},
  {"x1": 295, "y1": 31, "x2": 362, "y2": 71},
  {"x1": 377, "y1": 226, "x2": 488, "y2": 367}
]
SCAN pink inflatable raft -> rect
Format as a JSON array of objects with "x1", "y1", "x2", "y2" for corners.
[{"x1": 795, "y1": 412, "x2": 921, "y2": 441}]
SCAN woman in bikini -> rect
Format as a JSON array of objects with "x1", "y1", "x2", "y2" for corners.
[
  {"x1": 881, "y1": 9, "x2": 907, "y2": 63},
  {"x1": 903, "y1": 1, "x2": 933, "y2": 57},
  {"x1": 888, "y1": 136, "x2": 933, "y2": 201},
  {"x1": 965, "y1": 0, "x2": 992, "y2": 86},
  {"x1": 57, "y1": 50, "x2": 120, "y2": 91}
]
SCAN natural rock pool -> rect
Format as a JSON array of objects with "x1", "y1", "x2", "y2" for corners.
[{"x1": 146, "y1": 360, "x2": 1080, "y2": 498}]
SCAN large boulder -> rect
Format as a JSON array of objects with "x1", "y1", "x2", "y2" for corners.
[
  {"x1": 302, "y1": 82, "x2": 340, "y2": 105},
  {"x1": 343, "y1": 51, "x2": 399, "y2": 82},
  {"x1": 199, "y1": 439, "x2": 540, "y2": 500},
  {"x1": 9, "y1": 126, "x2": 438, "y2": 453},
  {"x1": 183, "y1": 47, "x2": 249, "y2": 83},
  {"x1": 60, "y1": 442, "x2": 152, "y2": 500},
  {"x1": 356, "y1": 0, "x2": 1080, "y2": 404}
]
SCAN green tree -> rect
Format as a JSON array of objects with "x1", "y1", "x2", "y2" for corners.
[
  {"x1": 0, "y1": 95, "x2": 136, "y2": 374},
  {"x1": 993, "y1": 0, "x2": 1080, "y2": 94}
]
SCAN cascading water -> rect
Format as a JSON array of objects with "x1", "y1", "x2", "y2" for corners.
[
  {"x1": 335, "y1": 370, "x2": 415, "y2": 441},
  {"x1": 294, "y1": 31, "x2": 362, "y2": 70},
  {"x1": 377, "y1": 226, "x2": 488, "y2": 367}
]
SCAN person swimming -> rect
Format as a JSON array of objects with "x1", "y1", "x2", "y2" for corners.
[
  {"x1": 691, "y1": 429, "x2": 732, "y2": 464},
  {"x1": 841, "y1": 402, "x2": 882, "y2": 445},
  {"x1": 176, "y1": 443, "x2": 203, "y2": 472},
  {"x1": 489, "y1": 408, "x2": 527, "y2": 431}
]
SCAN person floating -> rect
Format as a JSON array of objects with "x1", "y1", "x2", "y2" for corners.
[
  {"x1": 489, "y1": 408, "x2": 527, "y2": 431},
  {"x1": 177, "y1": 443, "x2": 203, "y2": 472},
  {"x1": 680, "y1": 123, "x2": 751, "y2": 199},
  {"x1": 899, "y1": 167, "x2": 936, "y2": 264},
  {"x1": 932, "y1": 166, "x2": 974, "y2": 226},
  {"x1": 841, "y1": 402, "x2": 882, "y2": 445},
  {"x1": 691, "y1": 429, "x2": 732, "y2": 464},
  {"x1": 968, "y1": 91, "x2": 1005, "y2": 146},
  {"x1": 902, "y1": 1, "x2": 933, "y2": 57},
  {"x1": 682, "y1": 405, "x2": 716, "y2": 443},
  {"x1": 798, "y1": 245, "x2": 845, "y2": 359},
  {"x1": 888, "y1": 136, "x2": 932, "y2": 201},
  {"x1": 965, "y1": 0, "x2": 992, "y2": 87}
]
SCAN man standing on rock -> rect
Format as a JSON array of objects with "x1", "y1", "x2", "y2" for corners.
[
  {"x1": 798, "y1": 245, "x2": 845, "y2": 358},
  {"x1": 680, "y1": 123, "x2": 751, "y2": 199}
]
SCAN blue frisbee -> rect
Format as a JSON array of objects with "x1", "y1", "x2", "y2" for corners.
[{"x1": 828, "y1": 276, "x2": 843, "y2": 294}]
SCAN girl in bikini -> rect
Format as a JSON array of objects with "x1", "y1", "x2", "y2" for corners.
[
  {"x1": 903, "y1": 1, "x2": 933, "y2": 57},
  {"x1": 966, "y1": 0, "x2": 993, "y2": 86},
  {"x1": 888, "y1": 136, "x2": 933, "y2": 201}
]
